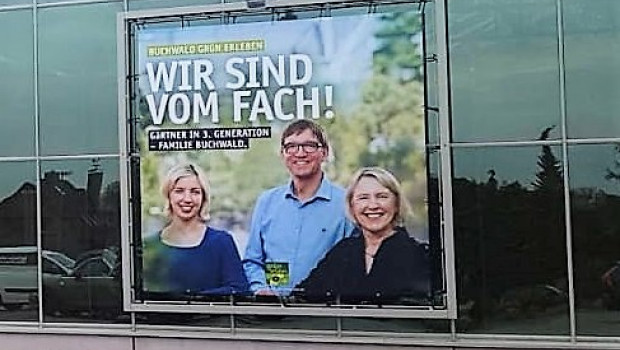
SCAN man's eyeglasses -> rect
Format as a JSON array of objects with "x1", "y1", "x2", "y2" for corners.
[{"x1": 282, "y1": 142, "x2": 323, "y2": 155}]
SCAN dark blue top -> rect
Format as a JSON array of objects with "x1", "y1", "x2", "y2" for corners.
[{"x1": 142, "y1": 226, "x2": 248, "y2": 296}]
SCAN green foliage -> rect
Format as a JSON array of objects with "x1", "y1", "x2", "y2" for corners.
[
  {"x1": 326, "y1": 73, "x2": 426, "y2": 228},
  {"x1": 374, "y1": 11, "x2": 423, "y2": 81}
]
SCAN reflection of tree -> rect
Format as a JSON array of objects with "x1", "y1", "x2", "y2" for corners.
[
  {"x1": 532, "y1": 145, "x2": 563, "y2": 194},
  {"x1": 572, "y1": 144, "x2": 620, "y2": 307},
  {"x1": 455, "y1": 144, "x2": 568, "y2": 327},
  {"x1": 454, "y1": 141, "x2": 620, "y2": 327},
  {"x1": 605, "y1": 144, "x2": 620, "y2": 181},
  {"x1": 325, "y1": 12, "x2": 426, "y2": 230}
]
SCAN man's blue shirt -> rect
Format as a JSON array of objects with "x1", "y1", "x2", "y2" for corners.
[{"x1": 243, "y1": 175, "x2": 354, "y2": 295}]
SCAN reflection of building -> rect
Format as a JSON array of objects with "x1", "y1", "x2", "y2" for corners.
[
  {"x1": 0, "y1": 166, "x2": 117, "y2": 258},
  {"x1": 0, "y1": 183, "x2": 36, "y2": 248}
]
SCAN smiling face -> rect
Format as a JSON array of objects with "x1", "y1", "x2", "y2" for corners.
[
  {"x1": 281, "y1": 128, "x2": 327, "y2": 181},
  {"x1": 350, "y1": 176, "x2": 399, "y2": 237},
  {"x1": 168, "y1": 175, "x2": 204, "y2": 222}
]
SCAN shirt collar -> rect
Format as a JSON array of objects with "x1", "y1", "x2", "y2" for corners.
[{"x1": 284, "y1": 174, "x2": 333, "y2": 201}]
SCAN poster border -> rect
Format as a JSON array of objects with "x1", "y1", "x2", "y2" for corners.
[{"x1": 117, "y1": 0, "x2": 457, "y2": 319}]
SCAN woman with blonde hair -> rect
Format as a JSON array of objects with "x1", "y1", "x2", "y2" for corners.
[
  {"x1": 296, "y1": 167, "x2": 430, "y2": 303},
  {"x1": 142, "y1": 162, "x2": 248, "y2": 296}
]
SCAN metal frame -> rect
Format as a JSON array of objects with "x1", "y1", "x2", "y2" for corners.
[{"x1": 117, "y1": 0, "x2": 459, "y2": 319}]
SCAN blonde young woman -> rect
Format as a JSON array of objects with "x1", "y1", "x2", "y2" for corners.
[
  {"x1": 296, "y1": 167, "x2": 430, "y2": 303},
  {"x1": 142, "y1": 163, "x2": 248, "y2": 296}
]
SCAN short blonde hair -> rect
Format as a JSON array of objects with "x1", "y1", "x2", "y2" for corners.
[
  {"x1": 161, "y1": 162, "x2": 210, "y2": 222},
  {"x1": 345, "y1": 167, "x2": 407, "y2": 227}
]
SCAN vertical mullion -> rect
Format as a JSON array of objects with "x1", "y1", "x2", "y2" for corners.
[
  {"x1": 555, "y1": 0, "x2": 577, "y2": 341},
  {"x1": 32, "y1": 0, "x2": 43, "y2": 327}
]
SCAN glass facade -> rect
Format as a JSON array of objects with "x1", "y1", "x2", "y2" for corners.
[{"x1": 0, "y1": 0, "x2": 617, "y2": 347}]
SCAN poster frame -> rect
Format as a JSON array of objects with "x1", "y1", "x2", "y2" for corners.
[{"x1": 117, "y1": 0, "x2": 457, "y2": 319}]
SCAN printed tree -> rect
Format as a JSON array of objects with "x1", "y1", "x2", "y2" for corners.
[{"x1": 325, "y1": 9, "x2": 427, "y2": 230}]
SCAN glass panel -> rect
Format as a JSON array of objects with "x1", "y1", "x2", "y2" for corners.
[
  {"x1": 136, "y1": 312, "x2": 233, "y2": 328},
  {"x1": 40, "y1": 158, "x2": 126, "y2": 323},
  {"x1": 424, "y1": 1, "x2": 440, "y2": 147},
  {"x1": 128, "y1": 0, "x2": 228, "y2": 12},
  {"x1": 452, "y1": 146, "x2": 569, "y2": 334},
  {"x1": 569, "y1": 144, "x2": 620, "y2": 336},
  {"x1": 0, "y1": 10, "x2": 35, "y2": 157},
  {"x1": 37, "y1": 0, "x2": 121, "y2": 5},
  {"x1": 37, "y1": 3, "x2": 122, "y2": 156},
  {"x1": 563, "y1": 0, "x2": 620, "y2": 139},
  {"x1": 341, "y1": 317, "x2": 450, "y2": 334},
  {"x1": 0, "y1": 0, "x2": 30, "y2": 7},
  {"x1": 0, "y1": 161, "x2": 37, "y2": 320},
  {"x1": 234, "y1": 316, "x2": 337, "y2": 331},
  {"x1": 448, "y1": 0, "x2": 561, "y2": 143}
]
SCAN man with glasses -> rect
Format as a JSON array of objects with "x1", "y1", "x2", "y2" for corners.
[{"x1": 243, "y1": 120, "x2": 353, "y2": 296}]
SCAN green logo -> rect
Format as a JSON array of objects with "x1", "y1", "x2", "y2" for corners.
[{"x1": 265, "y1": 262, "x2": 289, "y2": 287}]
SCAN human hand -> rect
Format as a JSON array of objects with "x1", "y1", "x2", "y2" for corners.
[{"x1": 255, "y1": 288, "x2": 279, "y2": 296}]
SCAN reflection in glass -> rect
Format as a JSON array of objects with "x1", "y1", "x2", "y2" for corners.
[
  {"x1": 40, "y1": 158, "x2": 125, "y2": 323},
  {"x1": 135, "y1": 312, "x2": 233, "y2": 328},
  {"x1": 0, "y1": 0, "x2": 30, "y2": 6},
  {"x1": 128, "y1": 0, "x2": 228, "y2": 11},
  {"x1": 569, "y1": 144, "x2": 620, "y2": 336},
  {"x1": 37, "y1": 3, "x2": 122, "y2": 156},
  {"x1": 452, "y1": 146, "x2": 569, "y2": 334},
  {"x1": 341, "y1": 317, "x2": 449, "y2": 334},
  {"x1": 234, "y1": 316, "x2": 336, "y2": 331},
  {"x1": 0, "y1": 10, "x2": 35, "y2": 157},
  {"x1": 448, "y1": 0, "x2": 561, "y2": 142},
  {"x1": 0, "y1": 162, "x2": 37, "y2": 321},
  {"x1": 563, "y1": 0, "x2": 620, "y2": 139}
]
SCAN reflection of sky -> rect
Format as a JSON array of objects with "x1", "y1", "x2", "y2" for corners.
[
  {"x1": 40, "y1": 159, "x2": 119, "y2": 191},
  {"x1": 568, "y1": 144, "x2": 620, "y2": 196},
  {"x1": 449, "y1": 0, "x2": 620, "y2": 142},
  {"x1": 0, "y1": 163, "x2": 36, "y2": 200},
  {"x1": 136, "y1": 14, "x2": 379, "y2": 114},
  {"x1": 452, "y1": 146, "x2": 553, "y2": 190}
]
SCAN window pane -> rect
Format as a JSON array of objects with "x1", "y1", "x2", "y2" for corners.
[
  {"x1": 128, "y1": 0, "x2": 230, "y2": 12},
  {"x1": 0, "y1": 10, "x2": 35, "y2": 157},
  {"x1": 37, "y1": 3, "x2": 122, "y2": 156},
  {"x1": 0, "y1": 161, "x2": 37, "y2": 320},
  {"x1": 563, "y1": 0, "x2": 620, "y2": 139},
  {"x1": 234, "y1": 316, "x2": 336, "y2": 332},
  {"x1": 0, "y1": 0, "x2": 30, "y2": 6},
  {"x1": 136, "y1": 312, "x2": 233, "y2": 328},
  {"x1": 448, "y1": 0, "x2": 561, "y2": 143},
  {"x1": 342, "y1": 317, "x2": 449, "y2": 334},
  {"x1": 40, "y1": 158, "x2": 125, "y2": 323},
  {"x1": 452, "y1": 146, "x2": 569, "y2": 334},
  {"x1": 569, "y1": 144, "x2": 620, "y2": 336}
]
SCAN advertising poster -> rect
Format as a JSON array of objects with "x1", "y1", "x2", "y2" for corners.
[{"x1": 133, "y1": 9, "x2": 431, "y2": 307}]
